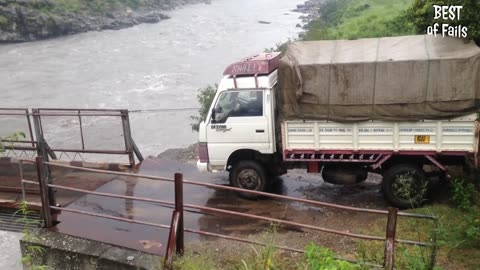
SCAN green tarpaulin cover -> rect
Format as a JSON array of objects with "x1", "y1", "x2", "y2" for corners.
[{"x1": 278, "y1": 35, "x2": 480, "y2": 121}]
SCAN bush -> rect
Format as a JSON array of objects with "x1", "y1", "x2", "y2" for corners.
[
  {"x1": 445, "y1": 177, "x2": 480, "y2": 248},
  {"x1": 451, "y1": 178, "x2": 476, "y2": 211},
  {"x1": 190, "y1": 84, "x2": 217, "y2": 132},
  {"x1": 264, "y1": 40, "x2": 292, "y2": 54},
  {"x1": 464, "y1": 210, "x2": 480, "y2": 247}
]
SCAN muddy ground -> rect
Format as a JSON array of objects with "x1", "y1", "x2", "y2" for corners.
[
  {"x1": 0, "y1": 145, "x2": 449, "y2": 268},
  {"x1": 157, "y1": 145, "x2": 395, "y2": 265},
  {"x1": 157, "y1": 145, "x2": 469, "y2": 270}
]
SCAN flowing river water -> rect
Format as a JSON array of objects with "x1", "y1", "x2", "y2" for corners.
[
  {"x1": 0, "y1": 3, "x2": 391, "y2": 262},
  {"x1": 0, "y1": 0, "x2": 303, "y2": 158}
]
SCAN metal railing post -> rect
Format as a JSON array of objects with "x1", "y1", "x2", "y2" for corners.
[
  {"x1": 429, "y1": 219, "x2": 438, "y2": 270},
  {"x1": 36, "y1": 157, "x2": 53, "y2": 228},
  {"x1": 25, "y1": 108, "x2": 35, "y2": 148},
  {"x1": 32, "y1": 109, "x2": 49, "y2": 160},
  {"x1": 164, "y1": 210, "x2": 180, "y2": 270},
  {"x1": 120, "y1": 110, "x2": 135, "y2": 167},
  {"x1": 384, "y1": 207, "x2": 398, "y2": 270},
  {"x1": 78, "y1": 110, "x2": 85, "y2": 150},
  {"x1": 32, "y1": 109, "x2": 56, "y2": 208},
  {"x1": 174, "y1": 173, "x2": 184, "y2": 254},
  {"x1": 131, "y1": 139, "x2": 144, "y2": 163}
]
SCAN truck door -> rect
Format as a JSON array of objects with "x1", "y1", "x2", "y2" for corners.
[{"x1": 206, "y1": 89, "x2": 271, "y2": 168}]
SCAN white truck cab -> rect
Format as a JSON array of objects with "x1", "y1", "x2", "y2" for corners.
[{"x1": 197, "y1": 53, "x2": 281, "y2": 173}]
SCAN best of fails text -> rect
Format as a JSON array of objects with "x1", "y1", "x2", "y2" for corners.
[{"x1": 427, "y1": 5, "x2": 468, "y2": 38}]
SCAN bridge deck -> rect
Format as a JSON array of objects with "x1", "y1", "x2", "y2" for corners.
[{"x1": 0, "y1": 158, "x2": 383, "y2": 256}]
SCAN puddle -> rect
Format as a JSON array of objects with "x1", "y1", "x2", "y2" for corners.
[{"x1": 52, "y1": 158, "x2": 386, "y2": 255}]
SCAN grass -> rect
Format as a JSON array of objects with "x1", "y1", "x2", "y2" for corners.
[
  {"x1": 304, "y1": 0, "x2": 416, "y2": 40},
  {"x1": 173, "y1": 251, "x2": 217, "y2": 270},
  {"x1": 173, "y1": 226, "x2": 370, "y2": 270},
  {"x1": 173, "y1": 242, "x2": 362, "y2": 270},
  {"x1": 172, "y1": 177, "x2": 480, "y2": 269},
  {"x1": 173, "y1": 226, "x2": 300, "y2": 270},
  {"x1": 358, "y1": 195, "x2": 480, "y2": 269}
]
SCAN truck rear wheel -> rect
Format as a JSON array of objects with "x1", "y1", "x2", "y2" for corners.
[
  {"x1": 382, "y1": 164, "x2": 429, "y2": 209},
  {"x1": 230, "y1": 160, "x2": 268, "y2": 198}
]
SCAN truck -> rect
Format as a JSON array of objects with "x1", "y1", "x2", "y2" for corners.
[{"x1": 196, "y1": 35, "x2": 480, "y2": 208}]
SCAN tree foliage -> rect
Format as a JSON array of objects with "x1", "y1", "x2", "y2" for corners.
[
  {"x1": 405, "y1": 0, "x2": 480, "y2": 44},
  {"x1": 190, "y1": 84, "x2": 217, "y2": 132}
]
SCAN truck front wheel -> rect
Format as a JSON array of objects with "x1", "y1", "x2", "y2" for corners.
[
  {"x1": 381, "y1": 164, "x2": 429, "y2": 209},
  {"x1": 230, "y1": 160, "x2": 269, "y2": 198}
]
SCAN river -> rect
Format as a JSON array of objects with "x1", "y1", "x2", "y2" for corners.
[{"x1": 0, "y1": 0, "x2": 303, "y2": 160}]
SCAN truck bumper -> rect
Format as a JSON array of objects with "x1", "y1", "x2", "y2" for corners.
[{"x1": 196, "y1": 160, "x2": 209, "y2": 172}]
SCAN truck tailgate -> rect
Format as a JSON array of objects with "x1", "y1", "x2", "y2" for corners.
[{"x1": 282, "y1": 114, "x2": 479, "y2": 153}]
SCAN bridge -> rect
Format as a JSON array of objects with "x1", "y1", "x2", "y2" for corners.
[{"x1": 0, "y1": 108, "x2": 437, "y2": 270}]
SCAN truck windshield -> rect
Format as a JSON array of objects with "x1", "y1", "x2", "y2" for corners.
[{"x1": 212, "y1": 90, "x2": 263, "y2": 123}]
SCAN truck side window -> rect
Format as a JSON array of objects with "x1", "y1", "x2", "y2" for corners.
[{"x1": 212, "y1": 90, "x2": 263, "y2": 123}]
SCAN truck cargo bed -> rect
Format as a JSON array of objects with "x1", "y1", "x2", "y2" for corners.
[{"x1": 282, "y1": 114, "x2": 478, "y2": 155}]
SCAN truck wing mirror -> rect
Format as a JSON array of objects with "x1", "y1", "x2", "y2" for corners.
[{"x1": 211, "y1": 108, "x2": 216, "y2": 123}]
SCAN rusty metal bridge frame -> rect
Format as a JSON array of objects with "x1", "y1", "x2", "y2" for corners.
[
  {"x1": 18, "y1": 157, "x2": 439, "y2": 270},
  {"x1": 0, "y1": 108, "x2": 144, "y2": 165}
]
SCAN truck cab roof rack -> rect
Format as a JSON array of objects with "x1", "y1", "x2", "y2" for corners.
[{"x1": 223, "y1": 52, "x2": 281, "y2": 88}]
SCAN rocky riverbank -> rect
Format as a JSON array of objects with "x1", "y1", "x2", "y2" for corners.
[
  {"x1": 0, "y1": 0, "x2": 210, "y2": 43},
  {"x1": 292, "y1": 0, "x2": 322, "y2": 33},
  {"x1": 158, "y1": 143, "x2": 198, "y2": 163}
]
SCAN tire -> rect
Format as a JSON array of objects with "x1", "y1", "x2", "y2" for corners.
[
  {"x1": 381, "y1": 164, "x2": 429, "y2": 209},
  {"x1": 230, "y1": 160, "x2": 269, "y2": 199}
]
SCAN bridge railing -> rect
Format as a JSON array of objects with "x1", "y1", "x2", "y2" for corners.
[
  {"x1": 0, "y1": 108, "x2": 143, "y2": 167},
  {"x1": 19, "y1": 157, "x2": 438, "y2": 270},
  {"x1": 0, "y1": 108, "x2": 37, "y2": 156}
]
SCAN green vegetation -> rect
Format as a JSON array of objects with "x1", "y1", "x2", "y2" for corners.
[
  {"x1": 174, "y1": 242, "x2": 361, "y2": 270},
  {"x1": 448, "y1": 177, "x2": 480, "y2": 250},
  {"x1": 359, "y1": 173, "x2": 480, "y2": 270},
  {"x1": 304, "y1": 0, "x2": 480, "y2": 44},
  {"x1": 405, "y1": 0, "x2": 480, "y2": 43},
  {"x1": 190, "y1": 84, "x2": 217, "y2": 132},
  {"x1": 239, "y1": 245, "x2": 288, "y2": 270},
  {"x1": 302, "y1": 2, "x2": 480, "y2": 266},
  {"x1": 44, "y1": 0, "x2": 159, "y2": 14},
  {"x1": 303, "y1": 244, "x2": 362, "y2": 270},
  {"x1": 14, "y1": 201, "x2": 50, "y2": 270},
  {"x1": 304, "y1": 0, "x2": 415, "y2": 40},
  {"x1": 1, "y1": 0, "x2": 170, "y2": 23},
  {"x1": 3, "y1": 135, "x2": 46, "y2": 268},
  {"x1": 174, "y1": 251, "x2": 216, "y2": 270},
  {"x1": 174, "y1": 226, "x2": 363, "y2": 270},
  {"x1": 0, "y1": 132, "x2": 26, "y2": 153},
  {"x1": 451, "y1": 177, "x2": 477, "y2": 211}
]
